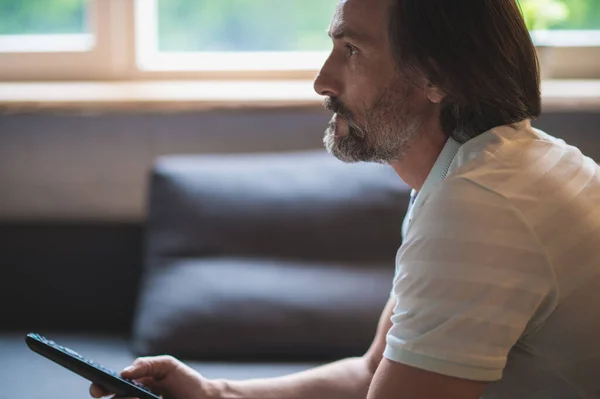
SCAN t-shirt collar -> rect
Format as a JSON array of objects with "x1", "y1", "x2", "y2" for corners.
[{"x1": 410, "y1": 136, "x2": 462, "y2": 210}]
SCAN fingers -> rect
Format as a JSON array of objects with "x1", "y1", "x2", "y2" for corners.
[
  {"x1": 89, "y1": 355, "x2": 171, "y2": 398},
  {"x1": 89, "y1": 383, "x2": 111, "y2": 398},
  {"x1": 134, "y1": 376, "x2": 159, "y2": 390},
  {"x1": 120, "y1": 355, "x2": 178, "y2": 381},
  {"x1": 90, "y1": 381, "x2": 147, "y2": 399}
]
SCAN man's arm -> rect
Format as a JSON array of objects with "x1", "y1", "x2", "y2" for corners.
[
  {"x1": 367, "y1": 359, "x2": 488, "y2": 399},
  {"x1": 364, "y1": 178, "x2": 558, "y2": 399},
  {"x1": 92, "y1": 298, "x2": 397, "y2": 399},
  {"x1": 365, "y1": 296, "x2": 487, "y2": 399},
  {"x1": 208, "y1": 298, "x2": 396, "y2": 399}
]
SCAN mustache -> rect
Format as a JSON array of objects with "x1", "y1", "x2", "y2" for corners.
[
  {"x1": 324, "y1": 97, "x2": 354, "y2": 121},
  {"x1": 324, "y1": 97, "x2": 366, "y2": 139}
]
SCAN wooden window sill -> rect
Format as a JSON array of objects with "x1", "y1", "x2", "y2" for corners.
[{"x1": 0, "y1": 79, "x2": 598, "y2": 114}]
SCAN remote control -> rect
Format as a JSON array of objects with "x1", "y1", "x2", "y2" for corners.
[{"x1": 25, "y1": 333, "x2": 161, "y2": 399}]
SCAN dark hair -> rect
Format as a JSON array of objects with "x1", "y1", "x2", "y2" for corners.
[{"x1": 388, "y1": 0, "x2": 541, "y2": 142}]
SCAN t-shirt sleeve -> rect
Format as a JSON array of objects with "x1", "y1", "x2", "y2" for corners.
[{"x1": 384, "y1": 178, "x2": 557, "y2": 381}]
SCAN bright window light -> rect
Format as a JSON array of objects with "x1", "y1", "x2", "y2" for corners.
[
  {"x1": 136, "y1": 0, "x2": 336, "y2": 71},
  {"x1": 0, "y1": 0, "x2": 93, "y2": 52},
  {"x1": 156, "y1": 0, "x2": 336, "y2": 52},
  {"x1": 520, "y1": 0, "x2": 600, "y2": 31},
  {"x1": 0, "y1": 0, "x2": 599, "y2": 80},
  {"x1": 0, "y1": 34, "x2": 94, "y2": 53},
  {"x1": 522, "y1": 0, "x2": 600, "y2": 46}
]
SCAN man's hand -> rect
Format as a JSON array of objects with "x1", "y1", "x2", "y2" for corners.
[{"x1": 89, "y1": 355, "x2": 213, "y2": 399}]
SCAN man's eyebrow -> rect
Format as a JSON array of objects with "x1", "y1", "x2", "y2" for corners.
[{"x1": 327, "y1": 25, "x2": 373, "y2": 43}]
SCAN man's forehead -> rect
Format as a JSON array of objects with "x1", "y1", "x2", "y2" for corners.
[{"x1": 329, "y1": 0, "x2": 387, "y2": 44}]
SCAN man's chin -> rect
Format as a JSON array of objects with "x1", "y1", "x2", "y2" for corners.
[
  {"x1": 331, "y1": 149, "x2": 362, "y2": 164},
  {"x1": 323, "y1": 133, "x2": 399, "y2": 165},
  {"x1": 323, "y1": 133, "x2": 363, "y2": 164}
]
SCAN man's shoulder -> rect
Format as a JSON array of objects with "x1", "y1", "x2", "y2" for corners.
[
  {"x1": 419, "y1": 175, "x2": 515, "y2": 225},
  {"x1": 413, "y1": 123, "x2": 599, "y2": 242},
  {"x1": 446, "y1": 125, "x2": 585, "y2": 202}
]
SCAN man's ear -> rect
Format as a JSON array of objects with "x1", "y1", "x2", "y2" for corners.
[{"x1": 425, "y1": 82, "x2": 446, "y2": 104}]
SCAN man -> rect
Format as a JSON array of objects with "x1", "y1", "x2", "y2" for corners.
[{"x1": 91, "y1": 0, "x2": 600, "y2": 398}]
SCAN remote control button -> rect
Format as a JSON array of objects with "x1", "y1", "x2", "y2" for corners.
[{"x1": 62, "y1": 347, "x2": 83, "y2": 358}]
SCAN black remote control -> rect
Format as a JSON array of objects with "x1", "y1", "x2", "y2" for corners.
[{"x1": 25, "y1": 333, "x2": 161, "y2": 399}]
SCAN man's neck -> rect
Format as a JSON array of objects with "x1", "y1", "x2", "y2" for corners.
[{"x1": 390, "y1": 130, "x2": 448, "y2": 192}]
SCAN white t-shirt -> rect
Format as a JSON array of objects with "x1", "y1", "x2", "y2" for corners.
[{"x1": 385, "y1": 120, "x2": 600, "y2": 398}]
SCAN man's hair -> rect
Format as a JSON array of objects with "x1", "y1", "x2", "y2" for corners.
[{"x1": 388, "y1": 0, "x2": 541, "y2": 142}]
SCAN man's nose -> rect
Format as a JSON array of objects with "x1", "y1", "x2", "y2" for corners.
[
  {"x1": 314, "y1": 73, "x2": 337, "y2": 97},
  {"x1": 313, "y1": 57, "x2": 342, "y2": 97}
]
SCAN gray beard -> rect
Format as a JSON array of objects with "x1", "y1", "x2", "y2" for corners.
[
  {"x1": 323, "y1": 113, "x2": 422, "y2": 164},
  {"x1": 322, "y1": 79, "x2": 423, "y2": 164}
]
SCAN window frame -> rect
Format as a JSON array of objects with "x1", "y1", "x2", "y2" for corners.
[
  {"x1": 0, "y1": 0, "x2": 134, "y2": 81},
  {"x1": 0, "y1": 0, "x2": 598, "y2": 82},
  {"x1": 130, "y1": 0, "x2": 327, "y2": 81}
]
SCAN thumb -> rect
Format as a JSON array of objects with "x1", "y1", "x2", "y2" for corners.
[{"x1": 121, "y1": 356, "x2": 178, "y2": 380}]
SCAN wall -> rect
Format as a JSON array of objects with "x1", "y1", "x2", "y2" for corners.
[
  {"x1": 1, "y1": 108, "x2": 599, "y2": 222},
  {"x1": 0, "y1": 107, "x2": 330, "y2": 221}
]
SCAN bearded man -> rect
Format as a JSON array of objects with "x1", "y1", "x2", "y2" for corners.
[{"x1": 91, "y1": 1, "x2": 600, "y2": 398}]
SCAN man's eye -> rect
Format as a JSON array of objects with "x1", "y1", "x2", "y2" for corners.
[{"x1": 345, "y1": 44, "x2": 357, "y2": 57}]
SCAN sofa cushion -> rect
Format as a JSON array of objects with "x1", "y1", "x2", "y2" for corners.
[
  {"x1": 132, "y1": 151, "x2": 410, "y2": 361},
  {"x1": 132, "y1": 257, "x2": 393, "y2": 361},
  {"x1": 142, "y1": 150, "x2": 409, "y2": 263},
  {"x1": 1, "y1": 332, "x2": 318, "y2": 399}
]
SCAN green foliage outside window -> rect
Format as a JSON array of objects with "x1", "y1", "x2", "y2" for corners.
[
  {"x1": 156, "y1": 0, "x2": 600, "y2": 52},
  {"x1": 0, "y1": 0, "x2": 87, "y2": 35},
  {"x1": 520, "y1": 0, "x2": 600, "y2": 30},
  {"x1": 0, "y1": 0, "x2": 598, "y2": 51},
  {"x1": 157, "y1": 0, "x2": 336, "y2": 51}
]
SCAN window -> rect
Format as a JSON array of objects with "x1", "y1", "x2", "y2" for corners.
[
  {"x1": 0, "y1": 0, "x2": 598, "y2": 81},
  {"x1": 0, "y1": 0, "x2": 91, "y2": 52},
  {"x1": 524, "y1": 0, "x2": 600, "y2": 45},
  {"x1": 135, "y1": 0, "x2": 337, "y2": 78},
  {"x1": 522, "y1": 0, "x2": 600, "y2": 30},
  {"x1": 156, "y1": 0, "x2": 335, "y2": 52},
  {"x1": 520, "y1": 0, "x2": 600, "y2": 79},
  {"x1": 0, "y1": 0, "x2": 128, "y2": 80},
  {"x1": 0, "y1": 0, "x2": 89, "y2": 36}
]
